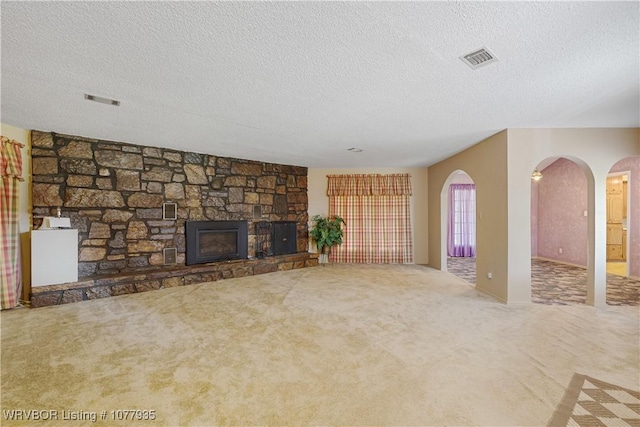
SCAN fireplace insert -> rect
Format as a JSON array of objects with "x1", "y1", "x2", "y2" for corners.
[{"x1": 185, "y1": 220, "x2": 248, "y2": 265}]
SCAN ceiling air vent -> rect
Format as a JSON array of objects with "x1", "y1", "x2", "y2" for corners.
[
  {"x1": 459, "y1": 47, "x2": 498, "y2": 70},
  {"x1": 84, "y1": 93, "x2": 120, "y2": 106}
]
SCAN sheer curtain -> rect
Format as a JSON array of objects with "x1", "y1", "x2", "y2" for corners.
[
  {"x1": 327, "y1": 174, "x2": 413, "y2": 264},
  {"x1": 1, "y1": 136, "x2": 24, "y2": 309},
  {"x1": 448, "y1": 183, "x2": 476, "y2": 257}
]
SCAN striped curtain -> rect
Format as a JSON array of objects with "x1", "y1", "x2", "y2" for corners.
[
  {"x1": 1, "y1": 136, "x2": 24, "y2": 310},
  {"x1": 327, "y1": 174, "x2": 413, "y2": 264}
]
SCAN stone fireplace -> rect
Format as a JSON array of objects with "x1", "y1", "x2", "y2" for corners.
[
  {"x1": 185, "y1": 220, "x2": 248, "y2": 265},
  {"x1": 28, "y1": 130, "x2": 316, "y2": 307}
]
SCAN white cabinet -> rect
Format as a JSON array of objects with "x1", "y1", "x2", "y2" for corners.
[{"x1": 31, "y1": 229, "x2": 78, "y2": 287}]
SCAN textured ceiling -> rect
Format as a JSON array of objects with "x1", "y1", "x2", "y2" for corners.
[{"x1": 1, "y1": 2, "x2": 638, "y2": 167}]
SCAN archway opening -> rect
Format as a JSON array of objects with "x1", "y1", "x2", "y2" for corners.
[
  {"x1": 443, "y1": 171, "x2": 477, "y2": 285},
  {"x1": 530, "y1": 157, "x2": 589, "y2": 305},
  {"x1": 605, "y1": 156, "x2": 639, "y2": 306}
]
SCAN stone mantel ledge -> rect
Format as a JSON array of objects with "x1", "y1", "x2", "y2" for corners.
[
  {"x1": 29, "y1": 279, "x2": 97, "y2": 293},
  {"x1": 30, "y1": 253, "x2": 318, "y2": 308}
]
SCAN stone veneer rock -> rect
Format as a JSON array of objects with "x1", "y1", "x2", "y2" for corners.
[
  {"x1": 31, "y1": 131, "x2": 309, "y2": 279},
  {"x1": 30, "y1": 253, "x2": 318, "y2": 307}
]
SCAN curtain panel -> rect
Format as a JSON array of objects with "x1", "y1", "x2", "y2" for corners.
[
  {"x1": 1, "y1": 136, "x2": 24, "y2": 310},
  {"x1": 327, "y1": 174, "x2": 413, "y2": 264},
  {"x1": 447, "y1": 183, "x2": 476, "y2": 257}
]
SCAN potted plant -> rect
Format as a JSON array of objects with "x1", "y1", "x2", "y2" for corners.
[{"x1": 309, "y1": 214, "x2": 345, "y2": 264}]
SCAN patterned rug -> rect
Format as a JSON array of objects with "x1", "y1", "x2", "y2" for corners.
[
  {"x1": 446, "y1": 257, "x2": 640, "y2": 306},
  {"x1": 548, "y1": 373, "x2": 640, "y2": 427}
]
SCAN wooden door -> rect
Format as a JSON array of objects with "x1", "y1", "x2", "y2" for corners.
[
  {"x1": 607, "y1": 244, "x2": 622, "y2": 261},
  {"x1": 607, "y1": 224, "x2": 623, "y2": 261},
  {"x1": 608, "y1": 195, "x2": 624, "y2": 223},
  {"x1": 607, "y1": 224, "x2": 623, "y2": 244},
  {"x1": 607, "y1": 178, "x2": 623, "y2": 195},
  {"x1": 606, "y1": 175, "x2": 628, "y2": 261}
]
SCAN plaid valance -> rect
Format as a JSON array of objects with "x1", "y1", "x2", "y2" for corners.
[
  {"x1": 327, "y1": 174, "x2": 412, "y2": 196},
  {"x1": 1, "y1": 136, "x2": 24, "y2": 180}
]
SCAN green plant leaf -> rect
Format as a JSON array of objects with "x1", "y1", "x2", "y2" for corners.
[{"x1": 309, "y1": 215, "x2": 345, "y2": 251}]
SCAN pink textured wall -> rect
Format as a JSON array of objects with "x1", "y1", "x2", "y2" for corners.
[
  {"x1": 537, "y1": 158, "x2": 588, "y2": 266},
  {"x1": 531, "y1": 181, "x2": 539, "y2": 257},
  {"x1": 610, "y1": 156, "x2": 640, "y2": 278}
]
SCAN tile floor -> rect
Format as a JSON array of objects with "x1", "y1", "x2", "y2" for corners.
[
  {"x1": 606, "y1": 262, "x2": 627, "y2": 277},
  {"x1": 446, "y1": 257, "x2": 639, "y2": 306}
]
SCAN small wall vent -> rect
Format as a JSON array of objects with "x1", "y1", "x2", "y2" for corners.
[
  {"x1": 163, "y1": 248, "x2": 177, "y2": 265},
  {"x1": 459, "y1": 47, "x2": 498, "y2": 70},
  {"x1": 162, "y1": 203, "x2": 177, "y2": 220}
]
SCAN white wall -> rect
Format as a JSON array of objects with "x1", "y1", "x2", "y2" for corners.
[
  {"x1": 428, "y1": 131, "x2": 509, "y2": 302},
  {"x1": 428, "y1": 128, "x2": 639, "y2": 305},
  {"x1": 308, "y1": 167, "x2": 429, "y2": 264},
  {"x1": 507, "y1": 128, "x2": 640, "y2": 305}
]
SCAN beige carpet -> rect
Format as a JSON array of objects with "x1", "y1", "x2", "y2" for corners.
[{"x1": 1, "y1": 264, "x2": 639, "y2": 426}]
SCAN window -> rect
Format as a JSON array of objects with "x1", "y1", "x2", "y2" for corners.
[
  {"x1": 327, "y1": 174, "x2": 413, "y2": 264},
  {"x1": 448, "y1": 184, "x2": 476, "y2": 257}
]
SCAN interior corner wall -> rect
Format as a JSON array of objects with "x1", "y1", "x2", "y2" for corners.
[
  {"x1": 428, "y1": 130, "x2": 509, "y2": 303},
  {"x1": 507, "y1": 128, "x2": 639, "y2": 306},
  {"x1": 307, "y1": 167, "x2": 429, "y2": 265}
]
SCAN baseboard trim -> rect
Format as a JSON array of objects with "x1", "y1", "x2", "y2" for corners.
[
  {"x1": 475, "y1": 286, "x2": 508, "y2": 304},
  {"x1": 532, "y1": 256, "x2": 587, "y2": 270},
  {"x1": 533, "y1": 257, "x2": 638, "y2": 279}
]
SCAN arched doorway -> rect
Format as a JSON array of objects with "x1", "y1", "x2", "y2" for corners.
[
  {"x1": 530, "y1": 157, "x2": 590, "y2": 304},
  {"x1": 605, "y1": 156, "x2": 639, "y2": 306},
  {"x1": 442, "y1": 170, "x2": 477, "y2": 285}
]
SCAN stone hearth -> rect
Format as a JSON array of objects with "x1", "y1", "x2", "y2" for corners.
[{"x1": 31, "y1": 253, "x2": 318, "y2": 307}]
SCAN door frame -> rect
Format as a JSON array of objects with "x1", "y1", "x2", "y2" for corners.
[{"x1": 606, "y1": 170, "x2": 631, "y2": 277}]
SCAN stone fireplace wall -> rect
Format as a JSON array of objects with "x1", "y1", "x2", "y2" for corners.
[{"x1": 31, "y1": 131, "x2": 308, "y2": 278}]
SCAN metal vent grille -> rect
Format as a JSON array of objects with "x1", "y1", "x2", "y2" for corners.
[
  {"x1": 162, "y1": 202, "x2": 177, "y2": 220},
  {"x1": 460, "y1": 47, "x2": 498, "y2": 70},
  {"x1": 163, "y1": 248, "x2": 177, "y2": 265},
  {"x1": 84, "y1": 93, "x2": 120, "y2": 106}
]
